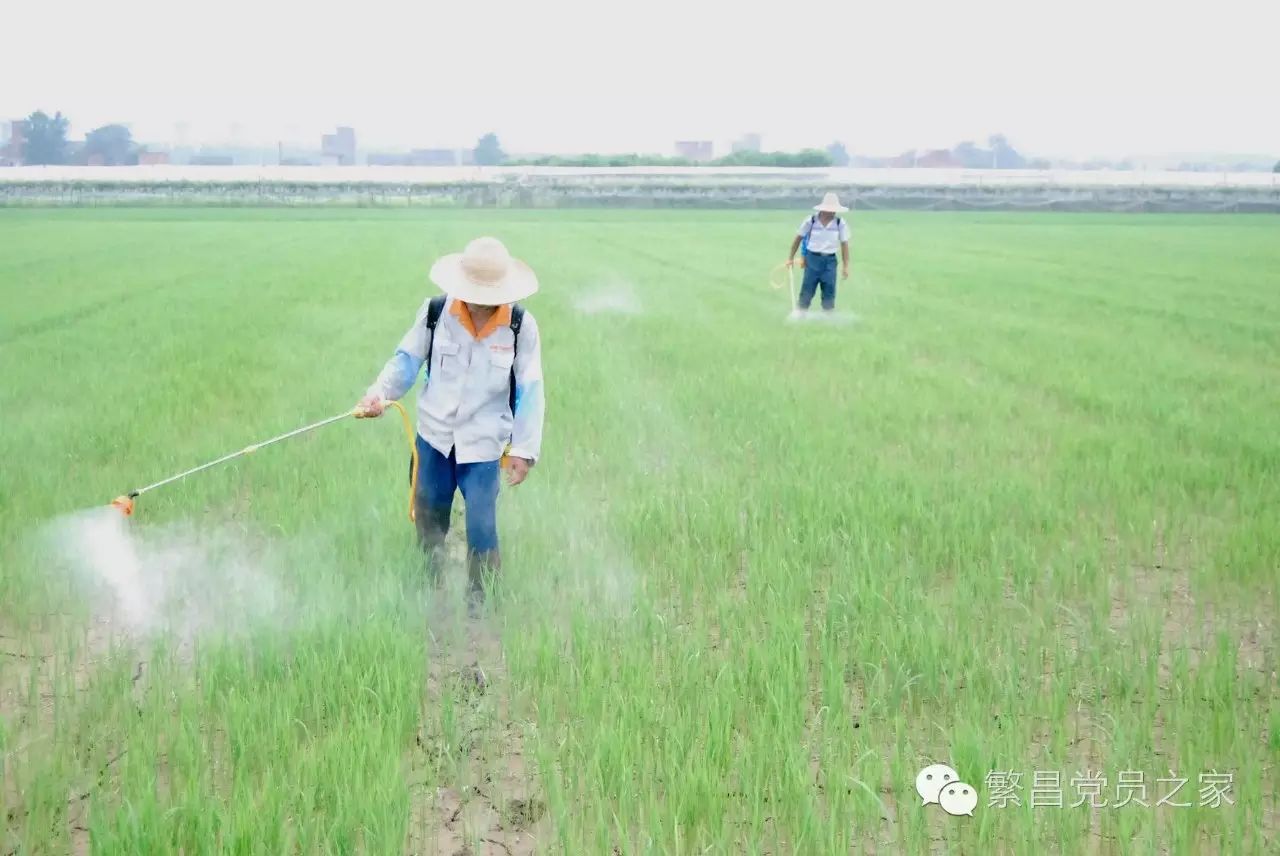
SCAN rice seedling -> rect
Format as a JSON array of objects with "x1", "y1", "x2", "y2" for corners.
[{"x1": 1, "y1": 208, "x2": 1276, "y2": 853}]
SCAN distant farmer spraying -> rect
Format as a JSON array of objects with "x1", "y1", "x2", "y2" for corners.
[
  {"x1": 786, "y1": 192, "x2": 850, "y2": 318},
  {"x1": 356, "y1": 237, "x2": 545, "y2": 610}
]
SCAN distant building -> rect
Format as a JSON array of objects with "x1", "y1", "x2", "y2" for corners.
[
  {"x1": 409, "y1": 148, "x2": 460, "y2": 166},
  {"x1": 321, "y1": 127, "x2": 356, "y2": 166},
  {"x1": 850, "y1": 154, "x2": 890, "y2": 168},
  {"x1": 675, "y1": 140, "x2": 714, "y2": 162},
  {"x1": 888, "y1": 149, "x2": 961, "y2": 168},
  {"x1": 917, "y1": 149, "x2": 962, "y2": 168},
  {"x1": 368, "y1": 148, "x2": 473, "y2": 167},
  {"x1": 732, "y1": 133, "x2": 762, "y2": 154},
  {"x1": 190, "y1": 154, "x2": 235, "y2": 166},
  {"x1": 138, "y1": 150, "x2": 170, "y2": 166},
  {"x1": 367, "y1": 152, "x2": 412, "y2": 166},
  {"x1": 1, "y1": 119, "x2": 29, "y2": 165}
]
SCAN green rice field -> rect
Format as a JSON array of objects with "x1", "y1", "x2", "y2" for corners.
[{"x1": 1, "y1": 208, "x2": 1277, "y2": 854}]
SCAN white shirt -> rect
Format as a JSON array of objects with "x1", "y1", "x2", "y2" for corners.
[
  {"x1": 797, "y1": 214, "x2": 850, "y2": 255},
  {"x1": 367, "y1": 295, "x2": 545, "y2": 465}
]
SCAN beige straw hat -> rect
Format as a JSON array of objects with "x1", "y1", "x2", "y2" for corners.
[
  {"x1": 814, "y1": 192, "x2": 849, "y2": 213},
  {"x1": 428, "y1": 237, "x2": 539, "y2": 306}
]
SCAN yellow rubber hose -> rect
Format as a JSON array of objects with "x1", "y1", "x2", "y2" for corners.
[
  {"x1": 382, "y1": 400, "x2": 419, "y2": 522},
  {"x1": 769, "y1": 262, "x2": 790, "y2": 290},
  {"x1": 770, "y1": 262, "x2": 798, "y2": 308}
]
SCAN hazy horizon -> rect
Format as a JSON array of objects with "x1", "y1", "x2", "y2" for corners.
[{"x1": 5, "y1": 0, "x2": 1278, "y2": 160}]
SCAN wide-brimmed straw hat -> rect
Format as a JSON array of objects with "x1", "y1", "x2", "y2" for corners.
[
  {"x1": 429, "y1": 237, "x2": 539, "y2": 306},
  {"x1": 813, "y1": 192, "x2": 849, "y2": 213}
]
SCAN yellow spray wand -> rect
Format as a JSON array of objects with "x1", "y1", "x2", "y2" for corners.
[{"x1": 110, "y1": 399, "x2": 421, "y2": 522}]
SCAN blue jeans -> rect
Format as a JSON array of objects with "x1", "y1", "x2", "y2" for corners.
[
  {"x1": 413, "y1": 435, "x2": 500, "y2": 554},
  {"x1": 799, "y1": 252, "x2": 838, "y2": 310}
]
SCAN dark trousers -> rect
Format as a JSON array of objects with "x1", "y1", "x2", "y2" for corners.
[{"x1": 799, "y1": 252, "x2": 838, "y2": 310}]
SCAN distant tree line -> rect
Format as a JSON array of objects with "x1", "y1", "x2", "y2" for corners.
[
  {"x1": 480, "y1": 133, "x2": 1042, "y2": 170},
  {"x1": 10, "y1": 110, "x2": 143, "y2": 165},
  {"x1": 863, "y1": 134, "x2": 1032, "y2": 169},
  {"x1": 507, "y1": 153, "x2": 697, "y2": 167},
  {"x1": 715, "y1": 149, "x2": 835, "y2": 167},
  {"x1": 473, "y1": 132, "x2": 505, "y2": 166},
  {"x1": 16, "y1": 120, "x2": 1278, "y2": 173},
  {"x1": 957, "y1": 135, "x2": 1026, "y2": 169},
  {"x1": 502, "y1": 146, "x2": 840, "y2": 168},
  {"x1": 18, "y1": 111, "x2": 71, "y2": 164}
]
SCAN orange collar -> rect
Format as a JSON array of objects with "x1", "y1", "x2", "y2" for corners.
[{"x1": 449, "y1": 299, "x2": 513, "y2": 340}]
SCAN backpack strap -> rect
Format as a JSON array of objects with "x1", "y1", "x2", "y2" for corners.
[
  {"x1": 510, "y1": 303, "x2": 525, "y2": 346},
  {"x1": 805, "y1": 214, "x2": 844, "y2": 252},
  {"x1": 423, "y1": 295, "x2": 524, "y2": 415},
  {"x1": 508, "y1": 303, "x2": 525, "y2": 414},
  {"x1": 423, "y1": 294, "x2": 447, "y2": 370}
]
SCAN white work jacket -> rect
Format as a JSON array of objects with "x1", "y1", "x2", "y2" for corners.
[
  {"x1": 367, "y1": 295, "x2": 544, "y2": 465},
  {"x1": 798, "y1": 215, "x2": 850, "y2": 254}
]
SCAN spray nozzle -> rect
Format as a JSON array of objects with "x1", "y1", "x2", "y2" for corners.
[{"x1": 110, "y1": 495, "x2": 136, "y2": 517}]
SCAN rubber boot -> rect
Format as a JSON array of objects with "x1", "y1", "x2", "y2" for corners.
[
  {"x1": 467, "y1": 548, "x2": 500, "y2": 616},
  {"x1": 414, "y1": 502, "x2": 451, "y2": 586}
]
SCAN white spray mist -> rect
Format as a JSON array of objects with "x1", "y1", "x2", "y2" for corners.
[
  {"x1": 40, "y1": 507, "x2": 287, "y2": 641},
  {"x1": 786, "y1": 310, "x2": 859, "y2": 326},
  {"x1": 572, "y1": 279, "x2": 644, "y2": 316}
]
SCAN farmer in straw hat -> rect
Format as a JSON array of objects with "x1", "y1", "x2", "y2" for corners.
[
  {"x1": 786, "y1": 192, "x2": 851, "y2": 317},
  {"x1": 356, "y1": 237, "x2": 545, "y2": 608}
]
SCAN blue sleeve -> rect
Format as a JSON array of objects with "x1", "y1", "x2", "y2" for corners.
[
  {"x1": 368, "y1": 349, "x2": 425, "y2": 401},
  {"x1": 366, "y1": 299, "x2": 432, "y2": 401}
]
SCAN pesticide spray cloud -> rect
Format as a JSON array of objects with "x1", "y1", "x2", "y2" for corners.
[
  {"x1": 572, "y1": 279, "x2": 644, "y2": 316},
  {"x1": 40, "y1": 507, "x2": 287, "y2": 639},
  {"x1": 786, "y1": 309, "x2": 860, "y2": 326}
]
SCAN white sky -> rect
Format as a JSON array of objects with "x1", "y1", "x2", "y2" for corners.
[{"x1": 4, "y1": 0, "x2": 1277, "y2": 158}]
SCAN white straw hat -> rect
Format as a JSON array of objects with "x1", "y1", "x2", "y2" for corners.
[
  {"x1": 428, "y1": 237, "x2": 539, "y2": 306},
  {"x1": 814, "y1": 192, "x2": 849, "y2": 213}
]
